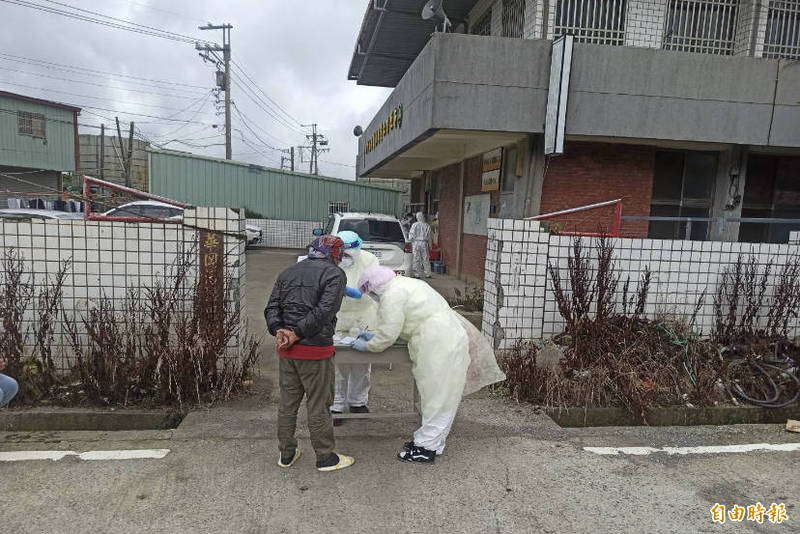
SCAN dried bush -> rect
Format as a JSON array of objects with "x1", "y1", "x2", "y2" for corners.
[
  {"x1": 449, "y1": 285, "x2": 484, "y2": 312},
  {"x1": 0, "y1": 247, "x2": 259, "y2": 408},
  {"x1": 712, "y1": 254, "x2": 800, "y2": 344}
]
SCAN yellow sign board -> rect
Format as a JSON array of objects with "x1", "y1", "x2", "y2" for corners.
[
  {"x1": 364, "y1": 104, "x2": 403, "y2": 156},
  {"x1": 481, "y1": 148, "x2": 502, "y2": 192}
]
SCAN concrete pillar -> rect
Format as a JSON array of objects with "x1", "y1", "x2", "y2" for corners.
[
  {"x1": 523, "y1": 135, "x2": 546, "y2": 218},
  {"x1": 710, "y1": 146, "x2": 747, "y2": 242}
]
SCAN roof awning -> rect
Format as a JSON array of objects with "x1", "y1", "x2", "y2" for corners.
[{"x1": 348, "y1": 0, "x2": 479, "y2": 87}]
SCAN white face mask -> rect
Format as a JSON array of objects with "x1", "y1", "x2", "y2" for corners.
[{"x1": 340, "y1": 255, "x2": 354, "y2": 268}]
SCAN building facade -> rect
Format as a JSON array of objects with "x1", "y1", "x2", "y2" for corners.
[
  {"x1": 349, "y1": 0, "x2": 800, "y2": 280},
  {"x1": 0, "y1": 91, "x2": 80, "y2": 206}
]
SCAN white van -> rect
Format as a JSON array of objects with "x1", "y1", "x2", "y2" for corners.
[{"x1": 315, "y1": 212, "x2": 412, "y2": 274}]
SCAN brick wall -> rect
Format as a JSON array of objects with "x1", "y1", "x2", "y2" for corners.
[
  {"x1": 540, "y1": 142, "x2": 655, "y2": 237},
  {"x1": 437, "y1": 162, "x2": 461, "y2": 274}
]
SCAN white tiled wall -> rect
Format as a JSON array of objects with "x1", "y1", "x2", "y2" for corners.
[
  {"x1": 625, "y1": 0, "x2": 667, "y2": 48},
  {"x1": 484, "y1": 218, "x2": 800, "y2": 349},
  {"x1": 247, "y1": 219, "x2": 317, "y2": 249},
  {"x1": 0, "y1": 207, "x2": 247, "y2": 369}
]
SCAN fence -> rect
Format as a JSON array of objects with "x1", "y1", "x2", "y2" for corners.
[
  {"x1": 246, "y1": 219, "x2": 317, "y2": 249},
  {"x1": 0, "y1": 207, "x2": 247, "y2": 372},
  {"x1": 482, "y1": 217, "x2": 800, "y2": 350}
]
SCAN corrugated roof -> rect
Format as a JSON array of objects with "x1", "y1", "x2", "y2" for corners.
[
  {"x1": 0, "y1": 90, "x2": 81, "y2": 112},
  {"x1": 347, "y1": 0, "x2": 479, "y2": 87}
]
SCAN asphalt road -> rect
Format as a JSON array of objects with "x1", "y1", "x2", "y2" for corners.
[{"x1": 1, "y1": 248, "x2": 798, "y2": 533}]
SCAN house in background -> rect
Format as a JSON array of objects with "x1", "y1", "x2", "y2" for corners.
[
  {"x1": 349, "y1": 0, "x2": 800, "y2": 280},
  {"x1": 0, "y1": 90, "x2": 81, "y2": 206}
]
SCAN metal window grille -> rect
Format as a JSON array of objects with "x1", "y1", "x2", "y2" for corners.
[
  {"x1": 17, "y1": 111, "x2": 46, "y2": 138},
  {"x1": 763, "y1": 0, "x2": 800, "y2": 59},
  {"x1": 328, "y1": 201, "x2": 349, "y2": 214},
  {"x1": 662, "y1": 0, "x2": 739, "y2": 55},
  {"x1": 554, "y1": 0, "x2": 627, "y2": 45},
  {"x1": 472, "y1": 7, "x2": 493, "y2": 35},
  {"x1": 502, "y1": 0, "x2": 525, "y2": 38}
]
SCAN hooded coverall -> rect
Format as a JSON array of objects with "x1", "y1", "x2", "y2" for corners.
[
  {"x1": 360, "y1": 274, "x2": 506, "y2": 454},
  {"x1": 331, "y1": 248, "x2": 380, "y2": 411},
  {"x1": 408, "y1": 212, "x2": 432, "y2": 278}
]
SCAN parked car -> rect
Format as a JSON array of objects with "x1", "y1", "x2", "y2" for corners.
[
  {"x1": 102, "y1": 201, "x2": 263, "y2": 246},
  {"x1": 0, "y1": 209, "x2": 84, "y2": 220},
  {"x1": 315, "y1": 212, "x2": 412, "y2": 274}
]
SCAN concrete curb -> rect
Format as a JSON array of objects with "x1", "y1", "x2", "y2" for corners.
[
  {"x1": 547, "y1": 405, "x2": 800, "y2": 427},
  {"x1": 0, "y1": 409, "x2": 185, "y2": 432}
]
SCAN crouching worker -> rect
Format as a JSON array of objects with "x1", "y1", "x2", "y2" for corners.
[
  {"x1": 331, "y1": 231, "x2": 380, "y2": 422},
  {"x1": 265, "y1": 235, "x2": 355, "y2": 472},
  {"x1": 354, "y1": 266, "x2": 506, "y2": 463}
]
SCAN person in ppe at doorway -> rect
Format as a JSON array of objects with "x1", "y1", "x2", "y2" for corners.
[
  {"x1": 265, "y1": 235, "x2": 355, "y2": 472},
  {"x1": 408, "y1": 212, "x2": 432, "y2": 278},
  {"x1": 353, "y1": 265, "x2": 506, "y2": 463},
  {"x1": 329, "y1": 230, "x2": 380, "y2": 423}
]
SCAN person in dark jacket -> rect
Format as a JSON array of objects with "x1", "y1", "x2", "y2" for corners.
[{"x1": 265, "y1": 235, "x2": 355, "y2": 472}]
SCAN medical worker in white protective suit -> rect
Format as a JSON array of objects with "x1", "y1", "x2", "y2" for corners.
[
  {"x1": 408, "y1": 212, "x2": 432, "y2": 278},
  {"x1": 330, "y1": 231, "x2": 380, "y2": 420},
  {"x1": 353, "y1": 265, "x2": 506, "y2": 463}
]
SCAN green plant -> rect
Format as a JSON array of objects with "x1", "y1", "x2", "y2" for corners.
[{"x1": 449, "y1": 285, "x2": 484, "y2": 312}]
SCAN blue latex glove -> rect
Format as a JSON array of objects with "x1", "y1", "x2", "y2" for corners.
[
  {"x1": 352, "y1": 338, "x2": 369, "y2": 352},
  {"x1": 345, "y1": 286, "x2": 362, "y2": 299},
  {"x1": 357, "y1": 330, "x2": 375, "y2": 341}
]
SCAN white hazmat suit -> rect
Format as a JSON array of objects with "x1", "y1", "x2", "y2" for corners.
[
  {"x1": 408, "y1": 212, "x2": 432, "y2": 278},
  {"x1": 358, "y1": 267, "x2": 506, "y2": 454},
  {"x1": 331, "y1": 239, "x2": 380, "y2": 412}
]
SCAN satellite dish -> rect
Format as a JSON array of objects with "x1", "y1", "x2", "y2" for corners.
[
  {"x1": 421, "y1": 0, "x2": 451, "y2": 32},
  {"x1": 353, "y1": 125, "x2": 363, "y2": 137}
]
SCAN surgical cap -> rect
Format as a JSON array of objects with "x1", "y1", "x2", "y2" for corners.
[
  {"x1": 358, "y1": 265, "x2": 396, "y2": 294},
  {"x1": 337, "y1": 230, "x2": 363, "y2": 251}
]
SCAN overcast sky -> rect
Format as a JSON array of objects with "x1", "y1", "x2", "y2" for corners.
[{"x1": 0, "y1": 0, "x2": 391, "y2": 179}]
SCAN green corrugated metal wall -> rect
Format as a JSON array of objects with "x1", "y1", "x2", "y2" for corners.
[
  {"x1": 149, "y1": 149, "x2": 401, "y2": 221},
  {"x1": 0, "y1": 95, "x2": 76, "y2": 171}
]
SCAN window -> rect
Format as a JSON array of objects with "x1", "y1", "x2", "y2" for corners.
[
  {"x1": 501, "y1": 146, "x2": 519, "y2": 192},
  {"x1": 502, "y1": 0, "x2": 525, "y2": 38},
  {"x1": 17, "y1": 111, "x2": 46, "y2": 138},
  {"x1": 472, "y1": 8, "x2": 492, "y2": 36},
  {"x1": 763, "y1": 0, "x2": 800, "y2": 59},
  {"x1": 739, "y1": 155, "x2": 800, "y2": 243},
  {"x1": 328, "y1": 201, "x2": 349, "y2": 214},
  {"x1": 662, "y1": 0, "x2": 738, "y2": 55},
  {"x1": 338, "y1": 219, "x2": 406, "y2": 244},
  {"x1": 648, "y1": 151, "x2": 717, "y2": 240},
  {"x1": 554, "y1": 0, "x2": 627, "y2": 45}
]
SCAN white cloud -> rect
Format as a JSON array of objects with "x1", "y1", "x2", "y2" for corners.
[{"x1": 0, "y1": 0, "x2": 391, "y2": 179}]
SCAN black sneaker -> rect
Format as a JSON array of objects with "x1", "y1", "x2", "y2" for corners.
[
  {"x1": 330, "y1": 409, "x2": 344, "y2": 427},
  {"x1": 349, "y1": 405, "x2": 370, "y2": 414},
  {"x1": 397, "y1": 444, "x2": 435, "y2": 464}
]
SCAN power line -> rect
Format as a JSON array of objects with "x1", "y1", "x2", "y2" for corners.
[
  {"x1": 229, "y1": 72, "x2": 307, "y2": 136},
  {"x1": 0, "y1": 65, "x2": 207, "y2": 100},
  {"x1": 230, "y1": 59, "x2": 304, "y2": 129},
  {"x1": 232, "y1": 101, "x2": 295, "y2": 148},
  {"x1": 0, "y1": 52, "x2": 209, "y2": 91},
  {"x1": 0, "y1": 80, "x2": 208, "y2": 113},
  {"x1": 0, "y1": 0, "x2": 212, "y2": 44}
]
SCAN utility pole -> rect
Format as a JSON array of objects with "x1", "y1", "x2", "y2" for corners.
[
  {"x1": 301, "y1": 123, "x2": 329, "y2": 175},
  {"x1": 197, "y1": 23, "x2": 232, "y2": 159},
  {"x1": 290, "y1": 146, "x2": 295, "y2": 172},
  {"x1": 126, "y1": 121, "x2": 134, "y2": 187}
]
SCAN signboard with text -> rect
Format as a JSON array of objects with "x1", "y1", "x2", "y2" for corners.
[{"x1": 481, "y1": 148, "x2": 502, "y2": 192}]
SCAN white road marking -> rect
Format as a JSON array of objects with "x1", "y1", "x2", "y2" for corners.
[
  {"x1": 0, "y1": 449, "x2": 170, "y2": 462},
  {"x1": 79, "y1": 449, "x2": 170, "y2": 460},
  {"x1": 585, "y1": 442, "x2": 800, "y2": 456}
]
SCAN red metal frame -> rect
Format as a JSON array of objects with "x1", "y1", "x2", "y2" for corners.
[
  {"x1": 525, "y1": 198, "x2": 623, "y2": 237},
  {"x1": 83, "y1": 175, "x2": 189, "y2": 223}
]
